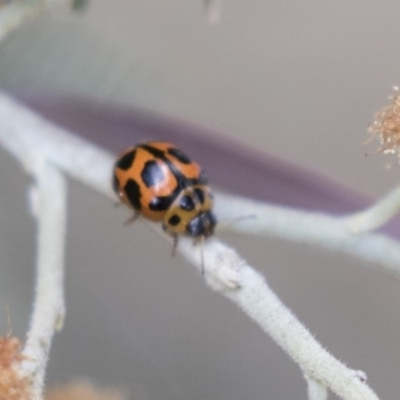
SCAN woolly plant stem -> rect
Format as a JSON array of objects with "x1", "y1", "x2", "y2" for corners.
[
  {"x1": 306, "y1": 377, "x2": 328, "y2": 400},
  {"x1": 343, "y1": 185, "x2": 400, "y2": 233},
  {"x1": 178, "y1": 239, "x2": 379, "y2": 400},
  {"x1": 215, "y1": 193, "x2": 400, "y2": 279},
  {"x1": 0, "y1": 92, "x2": 384, "y2": 399},
  {"x1": 0, "y1": 0, "x2": 67, "y2": 43},
  {"x1": 20, "y1": 162, "x2": 66, "y2": 400}
]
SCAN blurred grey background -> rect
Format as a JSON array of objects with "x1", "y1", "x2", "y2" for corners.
[{"x1": 1, "y1": 1, "x2": 400, "y2": 399}]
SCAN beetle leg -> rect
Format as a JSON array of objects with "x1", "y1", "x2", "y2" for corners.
[
  {"x1": 200, "y1": 236, "x2": 205, "y2": 275},
  {"x1": 124, "y1": 211, "x2": 140, "y2": 226},
  {"x1": 172, "y1": 234, "x2": 178, "y2": 256}
]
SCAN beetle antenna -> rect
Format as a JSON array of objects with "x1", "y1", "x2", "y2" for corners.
[
  {"x1": 217, "y1": 214, "x2": 256, "y2": 231},
  {"x1": 200, "y1": 236, "x2": 205, "y2": 275},
  {"x1": 124, "y1": 211, "x2": 140, "y2": 226}
]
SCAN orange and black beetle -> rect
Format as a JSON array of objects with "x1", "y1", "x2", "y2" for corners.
[{"x1": 113, "y1": 141, "x2": 217, "y2": 252}]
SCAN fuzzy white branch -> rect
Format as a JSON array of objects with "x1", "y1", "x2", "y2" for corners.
[
  {"x1": 0, "y1": 0, "x2": 68, "y2": 43},
  {"x1": 178, "y1": 239, "x2": 379, "y2": 400},
  {"x1": 0, "y1": 92, "x2": 384, "y2": 399},
  {"x1": 216, "y1": 193, "x2": 400, "y2": 279},
  {"x1": 343, "y1": 185, "x2": 400, "y2": 233},
  {"x1": 18, "y1": 161, "x2": 66, "y2": 400},
  {"x1": 2, "y1": 92, "x2": 400, "y2": 282},
  {"x1": 306, "y1": 377, "x2": 328, "y2": 400}
]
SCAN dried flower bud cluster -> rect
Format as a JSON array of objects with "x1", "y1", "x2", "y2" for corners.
[
  {"x1": 0, "y1": 336, "x2": 31, "y2": 400},
  {"x1": 45, "y1": 381, "x2": 127, "y2": 400},
  {"x1": 368, "y1": 87, "x2": 400, "y2": 158}
]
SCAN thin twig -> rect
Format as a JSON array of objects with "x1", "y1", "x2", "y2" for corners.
[
  {"x1": 1, "y1": 94, "x2": 400, "y2": 282},
  {"x1": 0, "y1": 92, "x2": 382, "y2": 399},
  {"x1": 306, "y1": 377, "x2": 328, "y2": 400},
  {"x1": 0, "y1": 0, "x2": 68, "y2": 43},
  {"x1": 18, "y1": 161, "x2": 67, "y2": 400},
  {"x1": 215, "y1": 192, "x2": 400, "y2": 279},
  {"x1": 343, "y1": 185, "x2": 400, "y2": 233},
  {"x1": 177, "y1": 239, "x2": 379, "y2": 400}
]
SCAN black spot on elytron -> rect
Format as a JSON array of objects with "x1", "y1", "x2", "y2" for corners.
[
  {"x1": 194, "y1": 188, "x2": 205, "y2": 204},
  {"x1": 141, "y1": 160, "x2": 165, "y2": 188},
  {"x1": 138, "y1": 144, "x2": 165, "y2": 159},
  {"x1": 167, "y1": 148, "x2": 192, "y2": 164},
  {"x1": 112, "y1": 174, "x2": 120, "y2": 194},
  {"x1": 138, "y1": 144, "x2": 196, "y2": 191},
  {"x1": 116, "y1": 149, "x2": 136, "y2": 170},
  {"x1": 149, "y1": 196, "x2": 174, "y2": 211},
  {"x1": 168, "y1": 215, "x2": 181, "y2": 226},
  {"x1": 124, "y1": 179, "x2": 141, "y2": 210},
  {"x1": 180, "y1": 195, "x2": 195, "y2": 211}
]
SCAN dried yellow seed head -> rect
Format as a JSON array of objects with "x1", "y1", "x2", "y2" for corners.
[
  {"x1": 368, "y1": 86, "x2": 400, "y2": 157},
  {"x1": 45, "y1": 381, "x2": 128, "y2": 400},
  {"x1": 0, "y1": 336, "x2": 31, "y2": 400}
]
